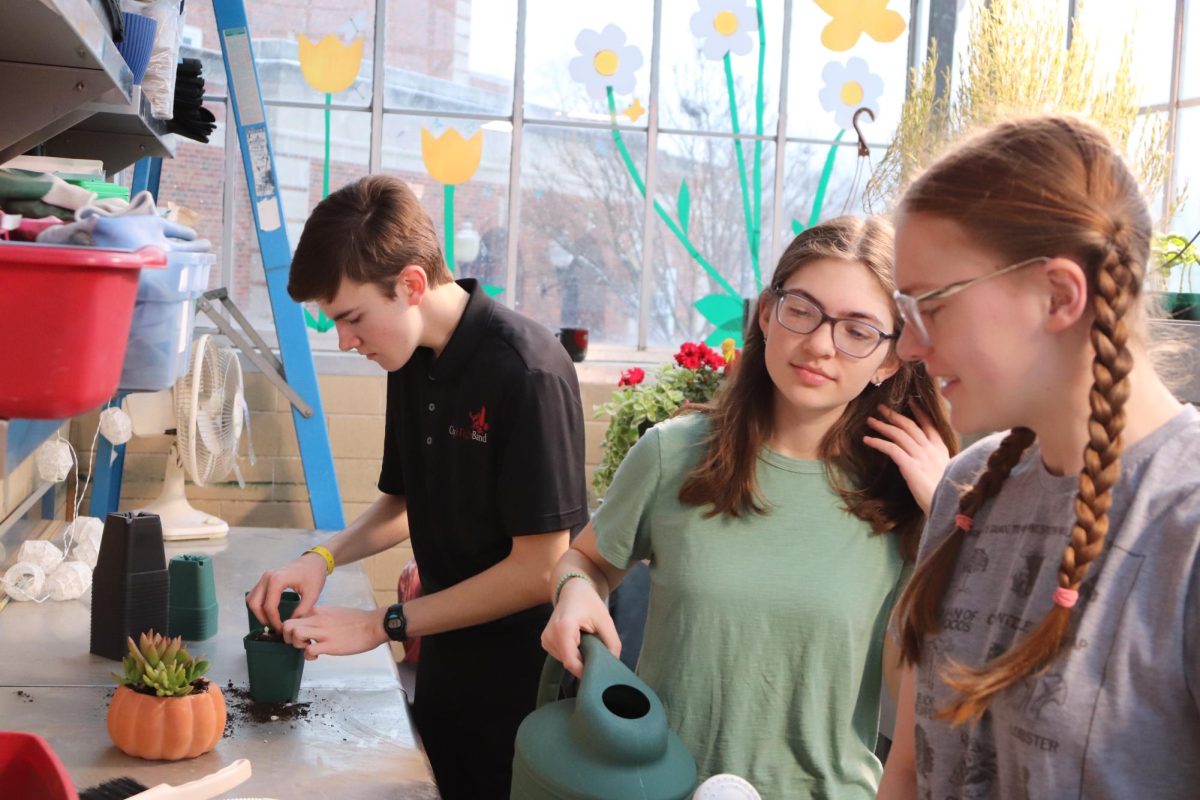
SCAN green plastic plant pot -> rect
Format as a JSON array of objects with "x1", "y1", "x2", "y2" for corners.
[
  {"x1": 243, "y1": 632, "x2": 306, "y2": 704},
  {"x1": 245, "y1": 589, "x2": 301, "y2": 632},
  {"x1": 1168, "y1": 292, "x2": 1200, "y2": 322},
  {"x1": 167, "y1": 555, "x2": 218, "y2": 641}
]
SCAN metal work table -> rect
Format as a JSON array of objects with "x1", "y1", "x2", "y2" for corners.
[{"x1": 0, "y1": 527, "x2": 438, "y2": 798}]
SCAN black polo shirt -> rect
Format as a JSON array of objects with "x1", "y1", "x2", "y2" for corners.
[{"x1": 378, "y1": 279, "x2": 588, "y2": 627}]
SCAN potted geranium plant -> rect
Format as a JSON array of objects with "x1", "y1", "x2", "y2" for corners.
[
  {"x1": 1151, "y1": 231, "x2": 1199, "y2": 321},
  {"x1": 593, "y1": 340, "x2": 737, "y2": 498},
  {"x1": 107, "y1": 630, "x2": 226, "y2": 761}
]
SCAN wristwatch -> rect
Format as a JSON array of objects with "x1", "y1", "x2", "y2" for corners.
[{"x1": 383, "y1": 602, "x2": 408, "y2": 643}]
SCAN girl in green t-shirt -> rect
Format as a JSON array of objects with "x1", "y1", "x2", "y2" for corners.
[{"x1": 543, "y1": 216, "x2": 958, "y2": 798}]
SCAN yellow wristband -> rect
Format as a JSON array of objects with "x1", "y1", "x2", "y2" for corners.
[{"x1": 304, "y1": 545, "x2": 335, "y2": 576}]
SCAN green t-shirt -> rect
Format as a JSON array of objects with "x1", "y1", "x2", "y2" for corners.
[{"x1": 593, "y1": 413, "x2": 903, "y2": 800}]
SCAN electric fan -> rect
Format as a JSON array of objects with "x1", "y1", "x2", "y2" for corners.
[{"x1": 122, "y1": 334, "x2": 248, "y2": 541}]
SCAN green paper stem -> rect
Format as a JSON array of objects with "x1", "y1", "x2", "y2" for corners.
[
  {"x1": 723, "y1": 54, "x2": 757, "y2": 286},
  {"x1": 323, "y1": 93, "x2": 332, "y2": 198},
  {"x1": 808, "y1": 129, "x2": 846, "y2": 229},
  {"x1": 751, "y1": 0, "x2": 766, "y2": 290},
  {"x1": 443, "y1": 183, "x2": 455, "y2": 273},
  {"x1": 606, "y1": 88, "x2": 738, "y2": 298}
]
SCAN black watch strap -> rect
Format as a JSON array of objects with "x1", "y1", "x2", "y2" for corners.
[{"x1": 384, "y1": 602, "x2": 408, "y2": 643}]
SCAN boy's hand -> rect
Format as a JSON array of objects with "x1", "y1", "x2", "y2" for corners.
[
  {"x1": 282, "y1": 606, "x2": 390, "y2": 660},
  {"x1": 246, "y1": 553, "x2": 329, "y2": 631}
]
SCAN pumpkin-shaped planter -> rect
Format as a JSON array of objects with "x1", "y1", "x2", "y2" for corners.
[{"x1": 107, "y1": 630, "x2": 227, "y2": 761}]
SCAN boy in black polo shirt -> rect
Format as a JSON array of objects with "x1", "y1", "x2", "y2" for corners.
[{"x1": 246, "y1": 175, "x2": 588, "y2": 799}]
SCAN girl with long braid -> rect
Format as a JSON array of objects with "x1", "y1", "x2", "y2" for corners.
[{"x1": 877, "y1": 115, "x2": 1200, "y2": 799}]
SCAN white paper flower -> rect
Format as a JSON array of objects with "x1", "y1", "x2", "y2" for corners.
[
  {"x1": 817, "y1": 57, "x2": 884, "y2": 130},
  {"x1": 690, "y1": 0, "x2": 757, "y2": 60},
  {"x1": 569, "y1": 24, "x2": 644, "y2": 102}
]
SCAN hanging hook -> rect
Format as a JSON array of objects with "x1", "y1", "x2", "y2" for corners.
[{"x1": 852, "y1": 107, "x2": 875, "y2": 157}]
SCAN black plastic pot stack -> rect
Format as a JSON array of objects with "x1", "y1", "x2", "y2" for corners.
[{"x1": 89, "y1": 512, "x2": 169, "y2": 661}]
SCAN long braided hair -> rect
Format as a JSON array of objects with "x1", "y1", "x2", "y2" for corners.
[{"x1": 892, "y1": 116, "x2": 1149, "y2": 722}]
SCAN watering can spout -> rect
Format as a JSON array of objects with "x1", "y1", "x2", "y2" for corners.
[{"x1": 511, "y1": 635, "x2": 697, "y2": 799}]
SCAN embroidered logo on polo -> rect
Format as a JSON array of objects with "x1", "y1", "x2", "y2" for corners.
[{"x1": 448, "y1": 405, "x2": 489, "y2": 444}]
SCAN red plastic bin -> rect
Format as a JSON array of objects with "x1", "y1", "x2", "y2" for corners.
[
  {"x1": 0, "y1": 731, "x2": 79, "y2": 800},
  {"x1": 0, "y1": 242, "x2": 165, "y2": 419}
]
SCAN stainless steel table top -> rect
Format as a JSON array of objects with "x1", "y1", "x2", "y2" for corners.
[{"x1": 0, "y1": 526, "x2": 437, "y2": 798}]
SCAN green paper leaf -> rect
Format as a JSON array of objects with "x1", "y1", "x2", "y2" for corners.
[
  {"x1": 304, "y1": 307, "x2": 335, "y2": 333},
  {"x1": 705, "y1": 323, "x2": 743, "y2": 349},
  {"x1": 482, "y1": 283, "x2": 505, "y2": 298},
  {"x1": 678, "y1": 180, "x2": 691, "y2": 236},
  {"x1": 791, "y1": 218, "x2": 805, "y2": 236},
  {"x1": 694, "y1": 293, "x2": 744, "y2": 328}
]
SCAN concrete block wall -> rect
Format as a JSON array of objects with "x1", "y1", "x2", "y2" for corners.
[{"x1": 0, "y1": 452, "x2": 38, "y2": 524}]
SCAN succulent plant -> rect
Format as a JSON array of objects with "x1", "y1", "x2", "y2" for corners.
[{"x1": 112, "y1": 630, "x2": 211, "y2": 697}]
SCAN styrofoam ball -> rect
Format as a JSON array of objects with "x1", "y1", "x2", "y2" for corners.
[
  {"x1": 67, "y1": 517, "x2": 105, "y2": 569},
  {"x1": 99, "y1": 406, "x2": 133, "y2": 445},
  {"x1": 46, "y1": 561, "x2": 92, "y2": 601},
  {"x1": 1, "y1": 562, "x2": 46, "y2": 602},
  {"x1": 35, "y1": 439, "x2": 74, "y2": 483},
  {"x1": 17, "y1": 539, "x2": 64, "y2": 573}
]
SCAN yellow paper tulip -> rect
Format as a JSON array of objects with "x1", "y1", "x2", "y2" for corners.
[
  {"x1": 421, "y1": 128, "x2": 484, "y2": 186},
  {"x1": 298, "y1": 34, "x2": 364, "y2": 94}
]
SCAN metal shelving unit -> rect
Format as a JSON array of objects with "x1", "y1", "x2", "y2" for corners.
[{"x1": 0, "y1": 0, "x2": 175, "y2": 173}]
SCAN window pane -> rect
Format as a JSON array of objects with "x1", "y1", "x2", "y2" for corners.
[
  {"x1": 385, "y1": 0, "x2": 517, "y2": 115},
  {"x1": 775, "y1": 140, "x2": 874, "y2": 265},
  {"x1": 380, "y1": 115, "x2": 512, "y2": 292},
  {"x1": 229, "y1": 107, "x2": 371, "y2": 340},
  {"x1": 1184, "y1": 0, "x2": 1199, "y2": 99},
  {"x1": 788, "y1": 0, "x2": 911, "y2": 140},
  {"x1": 524, "y1": 0, "x2": 652, "y2": 127},
  {"x1": 1168, "y1": 107, "x2": 1199, "y2": 293},
  {"x1": 648, "y1": 133, "x2": 775, "y2": 347},
  {"x1": 658, "y1": 0, "x2": 783, "y2": 135},
  {"x1": 1076, "y1": 0, "x2": 1177, "y2": 107},
  {"x1": 188, "y1": 2, "x2": 375, "y2": 106},
  {"x1": 518, "y1": 124, "x2": 647, "y2": 347}
]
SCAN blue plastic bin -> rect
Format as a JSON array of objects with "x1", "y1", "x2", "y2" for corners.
[{"x1": 119, "y1": 252, "x2": 215, "y2": 392}]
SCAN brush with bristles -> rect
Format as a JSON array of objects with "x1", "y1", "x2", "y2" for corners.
[{"x1": 79, "y1": 759, "x2": 251, "y2": 799}]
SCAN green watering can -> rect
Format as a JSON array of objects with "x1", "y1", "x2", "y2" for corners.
[{"x1": 511, "y1": 634, "x2": 698, "y2": 799}]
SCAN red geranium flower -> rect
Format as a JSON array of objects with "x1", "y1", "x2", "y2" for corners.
[{"x1": 618, "y1": 367, "x2": 645, "y2": 387}]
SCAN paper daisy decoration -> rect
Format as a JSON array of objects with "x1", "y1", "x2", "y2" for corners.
[
  {"x1": 569, "y1": 24, "x2": 644, "y2": 101},
  {"x1": 817, "y1": 57, "x2": 883, "y2": 130},
  {"x1": 690, "y1": 0, "x2": 757, "y2": 60}
]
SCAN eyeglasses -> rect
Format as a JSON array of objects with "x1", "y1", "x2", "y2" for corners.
[
  {"x1": 772, "y1": 288, "x2": 898, "y2": 358},
  {"x1": 893, "y1": 256, "x2": 1049, "y2": 348}
]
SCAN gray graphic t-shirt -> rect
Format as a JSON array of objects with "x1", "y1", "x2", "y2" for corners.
[{"x1": 914, "y1": 405, "x2": 1200, "y2": 800}]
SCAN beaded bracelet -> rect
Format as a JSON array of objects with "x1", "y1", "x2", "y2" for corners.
[{"x1": 553, "y1": 571, "x2": 595, "y2": 606}]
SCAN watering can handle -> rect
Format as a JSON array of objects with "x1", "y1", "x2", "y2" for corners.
[
  {"x1": 536, "y1": 649, "x2": 567, "y2": 708},
  {"x1": 535, "y1": 633, "x2": 609, "y2": 708}
]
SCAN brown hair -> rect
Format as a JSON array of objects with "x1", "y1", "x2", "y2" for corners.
[
  {"x1": 288, "y1": 174, "x2": 453, "y2": 303},
  {"x1": 893, "y1": 115, "x2": 1149, "y2": 722},
  {"x1": 678, "y1": 216, "x2": 958, "y2": 561}
]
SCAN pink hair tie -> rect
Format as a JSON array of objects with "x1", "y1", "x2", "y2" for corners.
[
  {"x1": 954, "y1": 514, "x2": 974, "y2": 532},
  {"x1": 1053, "y1": 587, "x2": 1079, "y2": 609}
]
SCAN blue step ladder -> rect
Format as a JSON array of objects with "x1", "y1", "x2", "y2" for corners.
[{"x1": 90, "y1": 0, "x2": 344, "y2": 530}]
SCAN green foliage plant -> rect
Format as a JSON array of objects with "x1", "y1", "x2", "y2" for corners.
[
  {"x1": 114, "y1": 630, "x2": 212, "y2": 697},
  {"x1": 592, "y1": 342, "x2": 733, "y2": 498},
  {"x1": 865, "y1": 0, "x2": 1172, "y2": 213}
]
